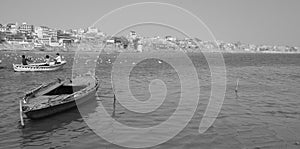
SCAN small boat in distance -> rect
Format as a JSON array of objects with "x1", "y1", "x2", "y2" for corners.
[
  {"x1": 13, "y1": 61, "x2": 67, "y2": 72},
  {"x1": 19, "y1": 76, "x2": 99, "y2": 120}
]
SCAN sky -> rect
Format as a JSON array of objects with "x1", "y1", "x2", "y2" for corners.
[{"x1": 1, "y1": 0, "x2": 299, "y2": 46}]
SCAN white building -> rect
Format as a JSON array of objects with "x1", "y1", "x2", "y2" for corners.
[
  {"x1": 129, "y1": 31, "x2": 137, "y2": 39},
  {"x1": 19, "y1": 22, "x2": 34, "y2": 34},
  {"x1": 34, "y1": 26, "x2": 58, "y2": 45},
  {"x1": 35, "y1": 27, "x2": 43, "y2": 39},
  {"x1": 106, "y1": 39, "x2": 115, "y2": 44},
  {"x1": 165, "y1": 36, "x2": 176, "y2": 42},
  {"x1": 87, "y1": 26, "x2": 98, "y2": 33},
  {"x1": 78, "y1": 28, "x2": 85, "y2": 34}
]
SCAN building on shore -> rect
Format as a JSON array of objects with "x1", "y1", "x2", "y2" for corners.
[
  {"x1": 87, "y1": 26, "x2": 98, "y2": 34},
  {"x1": 165, "y1": 36, "x2": 176, "y2": 42},
  {"x1": 18, "y1": 22, "x2": 34, "y2": 34},
  {"x1": 35, "y1": 26, "x2": 58, "y2": 45},
  {"x1": 127, "y1": 31, "x2": 138, "y2": 47},
  {"x1": 0, "y1": 24, "x2": 5, "y2": 32},
  {"x1": 6, "y1": 23, "x2": 18, "y2": 34},
  {"x1": 57, "y1": 31, "x2": 77, "y2": 47},
  {"x1": 129, "y1": 31, "x2": 137, "y2": 39}
]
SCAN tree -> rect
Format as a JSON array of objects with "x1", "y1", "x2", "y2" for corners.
[{"x1": 0, "y1": 32, "x2": 6, "y2": 43}]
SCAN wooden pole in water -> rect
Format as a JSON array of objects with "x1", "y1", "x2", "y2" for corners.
[
  {"x1": 235, "y1": 78, "x2": 239, "y2": 97},
  {"x1": 111, "y1": 67, "x2": 117, "y2": 116},
  {"x1": 111, "y1": 76, "x2": 116, "y2": 116},
  {"x1": 112, "y1": 94, "x2": 116, "y2": 117},
  {"x1": 19, "y1": 100, "x2": 24, "y2": 127},
  {"x1": 113, "y1": 94, "x2": 116, "y2": 109}
]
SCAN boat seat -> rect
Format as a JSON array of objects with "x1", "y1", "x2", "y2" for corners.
[{"x1": 27, "y1": 95, "x2": 70, "y2": 106}]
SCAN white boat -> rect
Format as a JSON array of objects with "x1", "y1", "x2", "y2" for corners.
[{"x1": 13, "y1": 61, "x2": 67, "y2": 72}]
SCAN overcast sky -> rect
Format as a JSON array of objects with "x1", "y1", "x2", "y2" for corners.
[{"x1": 1, "y1": 0, "x2": 299, "y2": 46}]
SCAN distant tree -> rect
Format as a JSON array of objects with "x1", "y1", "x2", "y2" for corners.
[
  {"x1": 133, "y1": 38, "x2": 140, "y2": 49},
  {"x1": 234, "y1": 41, "x2": 242, "y2": 47},
  {"x1": 120, "y1": 36, "x2": 129, "y2": 47},
  {"x1": 0, "y1": 32, "x2": 6, "y2": 43},
  {"x1": 290, "y1": 47, "x2": 297, "y2": 52}
]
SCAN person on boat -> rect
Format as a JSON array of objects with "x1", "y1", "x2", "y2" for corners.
[
  {"x1": 45, "y1": 55, "x2": 51, "y2": 66},
  {"x1": 54, "y1": 53, "x2": 62, "y2": 64},
  {"x1": 21, "y1": 55, "x2": 33, "y2": 65},
  {"x1": 40, "y1": 55, "x2": 51, "y2": 66}
]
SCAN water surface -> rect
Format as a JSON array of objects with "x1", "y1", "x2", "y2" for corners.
[{"x1": 0, "y1": 51, "x2": 300, "y2": 149}]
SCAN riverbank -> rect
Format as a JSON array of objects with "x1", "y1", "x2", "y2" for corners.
[{"x1": 1, "y1": 42, "x2": 300, "y2": 54}]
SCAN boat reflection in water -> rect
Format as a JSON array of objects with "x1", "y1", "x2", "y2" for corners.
[{"x1": 20, "y1": 98, "x2": 98, "y2": 148}]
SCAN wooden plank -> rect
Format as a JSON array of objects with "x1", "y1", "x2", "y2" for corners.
[{"x1": 19, "y1": 100, "x2": 24, "y2": 127}]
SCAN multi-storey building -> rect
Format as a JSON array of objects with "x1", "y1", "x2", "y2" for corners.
[
  {"x1": 165, "y1": 36, "x2": 176, "y2": 42},
  {"x1": 19, "y1": 22, "x2": 34, "y2": 34},
  {"x1": 35, "y1": 26, "x2": 58, "y2": 45}
]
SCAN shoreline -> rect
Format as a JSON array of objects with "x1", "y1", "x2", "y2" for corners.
[
  {"x1": 1, "y1": 43, "x2": 300, "y2": 54},
  {"x1": 1, "y1": 48, "x2": 299, "y2": 54},
  {"x1": 1, "y1": 42, "x2": 299, "y2": 54}
]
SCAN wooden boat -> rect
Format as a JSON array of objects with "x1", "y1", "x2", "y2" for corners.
[
  {"x1": 13, "y1": 61, "x2": 67, "y2": 72},
  {"x1": 20, "y1": 76, "x2": 99, "y2": 120}
]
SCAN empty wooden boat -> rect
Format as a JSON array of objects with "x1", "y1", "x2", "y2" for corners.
[{"x1": 20, "y1": 76, "x2": 99, "y2": 119}]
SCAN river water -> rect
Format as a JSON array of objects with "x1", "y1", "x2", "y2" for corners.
[{"x1": 0, "y1": 51, "x2": 300, "y2": 149}]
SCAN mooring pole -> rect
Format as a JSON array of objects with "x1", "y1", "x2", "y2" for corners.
[
  {"x1": 113, "y1": 94, "x2": 116, "y2": 110},
  {"x1": 111, "y1": 67, "x2": 116, "y2": 117},
  {"x1": 235, "y1": 78, "x2": 239, "y2": 98},
  {"x1": 19, "y1": 100, "x2": 24, "y2": 127},
  {"x1": 112, "y1": 94, "x2": 116, "y2": 116}
]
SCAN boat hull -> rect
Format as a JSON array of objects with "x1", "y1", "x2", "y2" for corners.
[
  {"x1": 22, "y1": 76, "x2": 100, "y2": 119},
  {"x1": 24, "y1": 88, "x2": 97, "y2": 119},
  {"x1": 13, "y1": 61, "x2": 66, "y2": 72}
]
